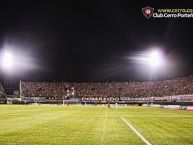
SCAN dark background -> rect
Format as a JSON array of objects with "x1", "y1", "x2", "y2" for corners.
[{"x1": 0, "y1": 0, "x2": 193, "y2": 86}]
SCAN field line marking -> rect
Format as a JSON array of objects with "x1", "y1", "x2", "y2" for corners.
[{"x1": 120, "y1": 117, "x2": 152, "y2": 145}]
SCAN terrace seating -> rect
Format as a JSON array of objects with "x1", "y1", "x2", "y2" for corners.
[{"x1": 21, "y1": 75, "x2": 193, "y2": 98}]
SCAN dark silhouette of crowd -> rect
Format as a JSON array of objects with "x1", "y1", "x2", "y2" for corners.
[
  {"x1": 0, "y1": 83, "x2": 5, "y2": 97},
  {"x1": 21, "y1": 75, "x2": 193, "y2": 98}
]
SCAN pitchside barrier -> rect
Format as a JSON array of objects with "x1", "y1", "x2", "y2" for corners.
[
  {"x1": 187, "y1": 106, "x2": 193, "y2": 111},
  {"x1": 142, "y1": 104, "x2": 193, "y2": 111}
]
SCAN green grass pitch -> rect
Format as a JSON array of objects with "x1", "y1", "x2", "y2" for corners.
[{"x1": 0, "y1": 105, "x2": 193, "y2": 145}]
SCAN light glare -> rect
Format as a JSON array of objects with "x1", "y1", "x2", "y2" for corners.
[
  {"x1": 2, "y1": 52, "x2": 13, "y2": 69},
  {"x1": 149, "y1": 51, "x2": 161, "y2": 67},
  {"x1": 128, "y1": 49, "x2": 165, "y2": 69}
]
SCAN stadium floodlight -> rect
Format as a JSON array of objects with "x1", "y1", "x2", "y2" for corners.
[
  {"x1": 2, "y1": 52, "x2": 13, "y2": 69},
  {"x1": 0, "y1": 45, "x2": 38, "y2": 75},
  {"x1": 128, "y1": 48, "x2": 165, "y2": 69},
  {"x1": 148, "y1": 50, "x2": 162, "y2": 67}
]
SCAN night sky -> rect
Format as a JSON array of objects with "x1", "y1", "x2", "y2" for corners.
[{"x1": 1, "y1": 1, "x2": 193, "y2": 83}]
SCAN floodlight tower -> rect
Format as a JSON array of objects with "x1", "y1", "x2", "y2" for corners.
[
  {"x1": 2, "y1": 52, "x2": 13, "y2": 69},
  {"x1": 149, "y1": 50, "x2": 162, "y2": 67},
  {"x1": 0, "y1": 51, "x2": 13, "y2": 94},
  {"x1": 147, "y1": 49, "x2": 165, "y2": 80}
]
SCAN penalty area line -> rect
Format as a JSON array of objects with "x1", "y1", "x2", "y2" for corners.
[{"x1": 120, "y1": 117, "x2": 152, "y2": 145}]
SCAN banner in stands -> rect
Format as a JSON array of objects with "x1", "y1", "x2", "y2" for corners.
[
  {"x1": 187, "y1": 106, "x2": 193, "y2": 111},
  {"x1": 81, "y1": 96, "x2": 167, "y2": 103},
  {"x1": 163, "y1": 105, "x2": 169, "y2": 109},
  {"x1": 81, "y1": 95, "x2": 193, "y2": 103},
  {"x1": 168, "y1": 105, "x2": 180, "y2": 110}
]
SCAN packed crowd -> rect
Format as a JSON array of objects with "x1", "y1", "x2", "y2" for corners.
[{"x1": 21, "y1": 75, "x2": 193, "y2": 98}]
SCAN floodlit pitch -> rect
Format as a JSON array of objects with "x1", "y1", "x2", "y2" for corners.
[{"x1": 0, "y1": 105, "x2": 193, "y2": 145}]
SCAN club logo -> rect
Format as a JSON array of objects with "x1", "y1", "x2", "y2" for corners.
[{"x1": 142, "y1": 6, "x2": 154, "y2": 18}]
